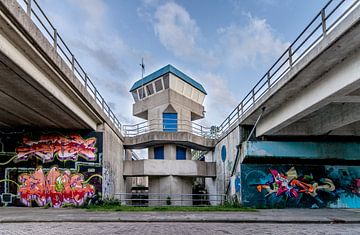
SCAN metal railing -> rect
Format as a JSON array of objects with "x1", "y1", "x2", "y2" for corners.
[
  {"x1": 123, "y1": 118, "x2": 218, "y2": 139},
  {"x1": 18, "y1": 0, "x2": 123, "y2": 133},
  {"x1": 217, "y1": 0, "x2": 360, "y2": 136},
  {"x1": 115, "y1": 193, "x2": 226, "y2": 206}
]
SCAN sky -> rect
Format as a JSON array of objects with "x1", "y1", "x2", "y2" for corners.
[{"x1": 35, "y1": 0, "x2": 334, "y2": 127}]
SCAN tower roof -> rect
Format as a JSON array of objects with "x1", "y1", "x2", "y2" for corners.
[{"x1": 129, "y1": 64, "x2": 207, "y2": 95}]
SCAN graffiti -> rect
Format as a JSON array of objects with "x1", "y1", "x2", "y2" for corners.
[
  {"x1": 350, "y1": 179, "x2": 360, "y2": 195},
  {"x1": 0, "y1": 131, "x2": 103, "y2": 207},
  {"x1": 256, "y1": 167, "x2": 335, "y2": 199},
  {"x1": 18, "y1": 166, "x2": 98, "y2": 208},
  {"x1": 242, "y1": 165, "x2": 360, "y2": 208},
  {"x1": 15, "y1": 134, "x2": 97, "y2": 163}
]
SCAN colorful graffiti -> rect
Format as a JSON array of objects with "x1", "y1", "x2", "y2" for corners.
[
  {"x1": 242, "y1": 164, "x2": 360, "y2": 208},
  {"x1": 0, "y1": 132, "x2": 102, "y2": 208},
  {"x1": 18, "y1": 166, "x2": 97, "y2": 208},
  {"x1": 15, "y1": 134, "x2": 97, "y2": 163},
  {"x1": 256, "y1": 167, "x2": 335, "y2": 199}
]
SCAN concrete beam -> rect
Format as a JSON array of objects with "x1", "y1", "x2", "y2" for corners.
[
  {"x1": 124, "y1": 131, "x2": 215, "y2": 150},
  {"x1": 257, "y1": 48, "x2": 360, "y2": 136},
  {"x1": 274, "y1": 103, "x2": 360, "y2": 136},
  {"x1": 123, "y1": 160, "x2": 216, "y2": 177}
]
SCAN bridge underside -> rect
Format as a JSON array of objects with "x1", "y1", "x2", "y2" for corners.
[{"x1": 0, "y1": 53, "x2": 90, "y2": 129}]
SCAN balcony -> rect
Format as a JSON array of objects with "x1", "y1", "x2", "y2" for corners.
[
  {"x1": 123, "y1": 159, "x2": 216, "y2": 177},
  {"x1": 123, "y1": 119, "x2": 217, "y2": 150}
]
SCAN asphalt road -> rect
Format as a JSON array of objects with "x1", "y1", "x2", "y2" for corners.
[{"x1": 0, "y1": 222, "x2": 360, "y2": 235}]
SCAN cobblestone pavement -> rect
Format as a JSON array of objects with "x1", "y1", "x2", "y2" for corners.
[{"x1": 0, "y1": 222, "x2": 360, "y2": 235}]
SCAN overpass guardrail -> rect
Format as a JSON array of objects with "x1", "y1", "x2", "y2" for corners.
[
  {"x1": 17, "y1": 0, "x2": 123, "y2": 134},
  {"x1": 217, "y1": 0, "x2": 360, "y2": 137}
]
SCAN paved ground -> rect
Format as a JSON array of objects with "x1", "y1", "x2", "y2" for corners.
[
  {"x1": 0, "y1": 222, "x2": 360, "y2": 235},
  {"x1": 0, "y1": 208, "x2": 360, "y2": 223},
  {"x1": 0, "y1": 208, "x2": 360, "y2": 234}
]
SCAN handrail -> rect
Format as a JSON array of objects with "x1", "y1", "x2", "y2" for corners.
[
  {"x1": 18, "y1": 0, "x2": 123, "y2": 134},
  {"x1": 217, "y1": 0, "x2": 359, "y2": 136},
  {"x1": 123, "y1": 118, "x2": 218, "y2": 139}
]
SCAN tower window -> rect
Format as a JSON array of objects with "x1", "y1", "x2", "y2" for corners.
[
  {"x1": 154, "y1": 146, "x2": 164, "y2": 160},
  {"x1": 176, "y1": 146, "x2": 186, "y2": 160},
  {"x1": 163, "y1": 74, "x2": 169, "y2": 89},
  {"x1": 146, "y1": 83, "x2": 154, "y2": 96},
  {"x1": 163, "y1": 113, "x2": 177, "y2": 132},
  {"x1": 138, "y1": 87, "x2": 146, "y2": 99},
  {"x1": 154, "y1": 79, "x2": 163, "y2": 92}
]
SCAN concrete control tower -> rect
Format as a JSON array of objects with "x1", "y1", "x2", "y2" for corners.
[{"x1": 124, "y1": 64, "x2": 216, "y2": 205}]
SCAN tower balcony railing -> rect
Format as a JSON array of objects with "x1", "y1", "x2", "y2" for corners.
[{"x1": 123, "y1": 118, "x2": 218, "y2": 139}]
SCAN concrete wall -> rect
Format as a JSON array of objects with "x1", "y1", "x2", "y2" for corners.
[
  {"x1": 241, "y1": 164, "x2": 360, "y2": 208},
  {"x1": 205, "y1": 126, "x2": 241, "y2": 204},
  {"x1": 0, "y1": 131, "x2": 103, "y2": 207},
  {"x1": 148, "y1": 176, "x2": 193, "y2": 206},
  {"x1": 101, "y1": 123, "x2": 125, "y2": 200}
]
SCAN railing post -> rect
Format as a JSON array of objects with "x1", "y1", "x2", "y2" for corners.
[
  {"x1": 321, "y1": 8, "x2": 327, "y2": 35},
  {"x1": 84, "y1": 73, "x2": 88, "y2": 88},
  {"x1": 252, "y1": 89, "x2": 255, "y2": 103},
  {"x1": 71, "y1": 54, "x2": 75, "y2": 72},
  {"x1": 236, "y1": 106, "x2": 240, "y2": 119},
  {"x1": 267, "y1": 72, "x2": 271, "y2": 88},
  {"x1": 53, "y1": 29, "x2": 57, "y2": 50},
  {"x1": 288, "y1": 47, "x2": 293, "y2": 67},
  {"x1": 27, "y1": 0, "x2": 32, "y2": 17},
  {"x1": 240, "y1": 102, "x2": 244, "y2": 115}
]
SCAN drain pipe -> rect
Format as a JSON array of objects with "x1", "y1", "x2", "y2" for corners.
[{"x1": 225, "y1": 107, "x2": 265, "y2": 195}]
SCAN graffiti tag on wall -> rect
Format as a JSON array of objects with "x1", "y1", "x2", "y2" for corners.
[
  {"x1": 242, "y1": 164, "x2": 360, "y2": 208},
  {"x1": 19, "y1": 166, "x2": 97, "y2": 208},
  {"x1": 15, "y1": 134, "x2": 97, "y2": 162},
  {"x1": 0, "y1": 132, "x2": 102, "y2": 208}
]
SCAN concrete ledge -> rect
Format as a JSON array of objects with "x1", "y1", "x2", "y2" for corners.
[
  {"x1": 124, "y1": 131, "x2": 215, "y2": 150},
  {"x1": 123, "y1": 159, "x2": 216, "y2": 177}
]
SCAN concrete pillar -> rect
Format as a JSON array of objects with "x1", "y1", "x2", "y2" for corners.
[{"x1": 101, "y1": 123, "x2": 125, "y2": 201}]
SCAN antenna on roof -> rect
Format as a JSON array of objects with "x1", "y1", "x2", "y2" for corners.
[{"x1": 140, "y1": 57, "x2": 145, "y2": 99}]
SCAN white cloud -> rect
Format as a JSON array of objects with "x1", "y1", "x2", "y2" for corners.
[
  {"x1": 193, "y1": 72, "x2": 238, "y2": 125},
  {"x1": 152, "y1": 2, "x2": 216, "y2": 66},
  {"x1": 154, "y1": 2, "x2": 198, "y2": 58},
  {"x1": 217, "y1": 14, "x2": 289, "y2": 68}
]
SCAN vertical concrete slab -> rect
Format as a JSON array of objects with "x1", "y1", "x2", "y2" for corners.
[{"x1": 101, "y1": 123, "x2": 125, "y2": 199}]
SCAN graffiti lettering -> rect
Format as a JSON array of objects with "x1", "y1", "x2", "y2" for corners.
[
  {"x1": 15, "y1": 134, "x2": 97, "y2": 162},
  {"x1": 18, "y1": 166, "x2": 97, "y2": 208}
]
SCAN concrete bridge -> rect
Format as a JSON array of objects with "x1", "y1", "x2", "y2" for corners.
[{"x1": 0, "y1": 0, "x2": 359, "y2": 208}]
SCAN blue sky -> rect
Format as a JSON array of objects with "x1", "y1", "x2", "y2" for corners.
[{"x1": 38, "y1": 0, "x2": 331, "y2": 126}]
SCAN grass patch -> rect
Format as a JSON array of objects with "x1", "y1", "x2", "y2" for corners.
[{"x1": 86, "y1": 205, "x2": 256, "y2": 212}]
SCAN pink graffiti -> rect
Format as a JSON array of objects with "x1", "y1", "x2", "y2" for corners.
[
  {"x1": 18, "y1": 167, "x2": 95, "y2": 208},
  {"x1": 15, "y1": 134, "x2": 97, "y2": 162}
]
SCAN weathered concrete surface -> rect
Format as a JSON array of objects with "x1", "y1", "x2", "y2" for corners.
[
  {"x1": 124, "y1": 131, "x2": 215, "y2": 150},
  {"x1": 0, "y1": 208, "x2": 359, "y2": 223},
  {"x1": 221, "y1": 3, "x2": 360, "y2": 138},
  {"x1": 102, "y1": 123, "x2": 125, "y2": 199},
  {"x1": 123, "y1": 160, "x2": 216, "y2": 177},
  {"x1": 0, "y1": 0, "x2": 123, "y2": 138}
]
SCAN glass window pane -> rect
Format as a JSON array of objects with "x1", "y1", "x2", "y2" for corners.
[
  {"x1": 132, "y1": 91, "x2": 139, "y2": 101},
  {"x1": 146, "y1": 84, "x2": 154, "y2": 95},
  {"x1": 154, "y1": 146, "x2": 164, "y2": 160},
  {"x1": 163, "y1": 113, "x2": 177, "y2": 132},
  {"x1": 163, "y1": 74, "x2": 169, "y2": 89},
  {"x1": 138, "y1": 87, "x2": 146, "y2": 99},
  {"x1": 176, "y1": 146, "x2": 186, "y2": 160},
  {"x1": 155, "y1": 79, "x2": 163, "y2": 92}
]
